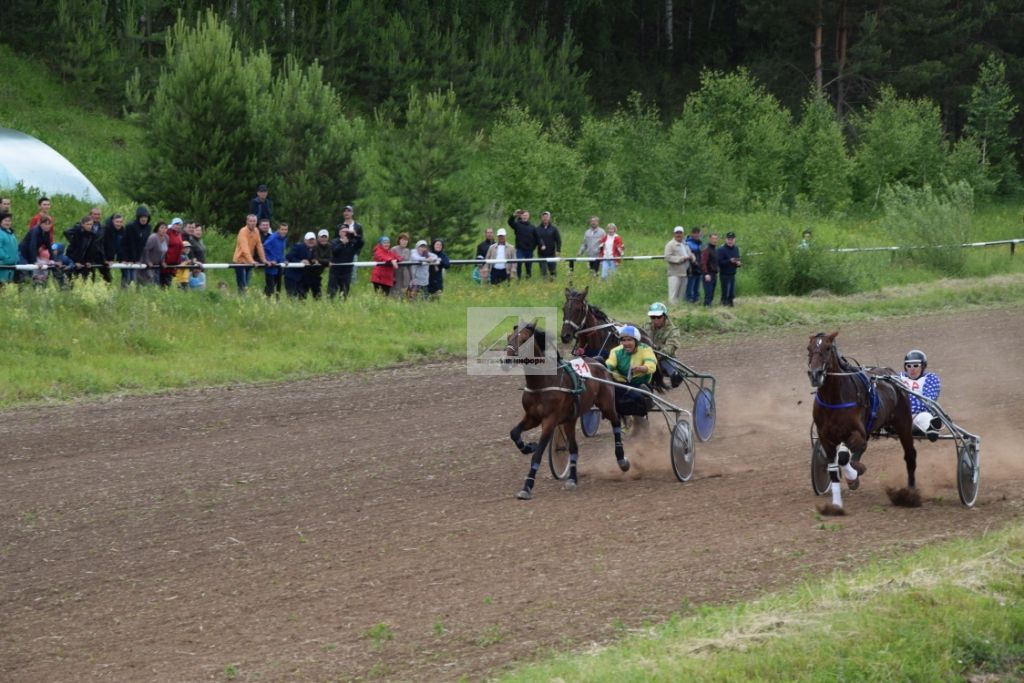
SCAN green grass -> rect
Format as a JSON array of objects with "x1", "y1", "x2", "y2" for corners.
[
  {"x1": 1, "y1": 268, "x2": 1022, "y2": 408},
  {"x1": 499, "y1": 522, "x2": 1024, "y2": 682}
]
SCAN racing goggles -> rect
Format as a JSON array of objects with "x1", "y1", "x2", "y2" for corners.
[{"x1": 904, "y1": 362, "x2": 922, "y2": 369}]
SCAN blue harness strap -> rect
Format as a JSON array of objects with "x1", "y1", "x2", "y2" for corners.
[
  {"x1": 814, "y1": 371, "x2": 880, "y2": 433},
  {"x1": 856, "y1": 372, "x2": 880, "y2": 433},
  {"x1": 814, "y1": 394, "x2": 857, "y2": 410}
]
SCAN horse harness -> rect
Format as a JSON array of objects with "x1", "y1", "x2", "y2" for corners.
[{"x1": 814, "y1": 369, "x2": 882, "y2": 434}]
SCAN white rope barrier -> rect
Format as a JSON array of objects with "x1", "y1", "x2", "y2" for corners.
[{"x1": 3, "y1": 237, "x2": 1022, "y2": 270}]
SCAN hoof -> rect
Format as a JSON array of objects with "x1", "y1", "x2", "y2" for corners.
[
  {"x1": 617, "y1": 458, "x2": 631, "y2": 473},
  {"x1": 520, "y1": 442, "x2": 537, "y2": 455},
  {"x1": 886, "y1": 486, "x2": 922, "y2": 508},
  {"x1": 852, "y1": 461, "x2": 867, "y2": 476},
  {"x1": 817, "y1": 503, "x2": 846, "y2": 516},
  {"x1": 516, "y1": 489, "x2": 533, "y2": 500},
  {"x1": 563, "y1": 479, "x2": 577, "y2": 491},
  {"x1": 847, "y1": 478, "x2": 860, "y2": 491}
]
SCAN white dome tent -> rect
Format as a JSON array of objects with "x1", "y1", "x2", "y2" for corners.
[{"x1": 0, "y1": 128, "x2": 106, "y2": 203}]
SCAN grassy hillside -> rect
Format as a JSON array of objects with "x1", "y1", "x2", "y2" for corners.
[{"x1": 0, "y1": 44, "x2": 145, "y2": 225}]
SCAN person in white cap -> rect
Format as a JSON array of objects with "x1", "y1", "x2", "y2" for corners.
[
  {"x1": 303, "y1": 229, "x2": 333, "y2": 299},
  {"x1": 605, "y1": 325, "x2": 657, "y2": 416},
  {"x1": 484, "y1": 228, "x2": 514, "y2": 284},
  {"x1": 284, "y1": 232, "x2": 317, "y2": 298},
  {"x1": 408, "y1": 238, "x2": 439, "y2": 299},
  {"x1": 664, "y1": 226, "x2": 694, "y2": 305}
]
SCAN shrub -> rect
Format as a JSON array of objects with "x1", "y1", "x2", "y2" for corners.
[
  {"x1": 754, "y1": 227, "x2": 858, "y2": 296},
  {"x1": 883, "y1": 181, "x2": 974, "y2": 275}
]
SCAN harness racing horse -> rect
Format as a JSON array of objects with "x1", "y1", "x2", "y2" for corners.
[
  {"x1": 560, "y1": 287, "x2": 667, "y2": 392},
  {"x1": 807, "y1": 331, "x2": 920, "y2": 515},
  {"x1": 506, "y1": 323, "x2": 628, "y2": 499}
]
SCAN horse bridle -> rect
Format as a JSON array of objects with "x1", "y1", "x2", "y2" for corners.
[{"x1": 562, "y1": 296, "x2": 588, "y2": 333}]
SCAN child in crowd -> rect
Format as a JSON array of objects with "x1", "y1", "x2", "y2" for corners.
[
  {"x1": 173, "y1": 242, "x2": 193, "y2": 289},
  {"x1": 32, "y1": 244, "x2": 54, "y2": 287},
  {"x1": 188, "y1": 263, "x2": 206, "y2": 290}
]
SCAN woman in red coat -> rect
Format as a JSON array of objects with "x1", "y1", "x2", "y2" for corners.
[
  {"x1": 370, "y1": 235, "x2": 399, "y2": 294},
  {"x1": 597, "y1": 223, "x2": 624, "y2": 279}
]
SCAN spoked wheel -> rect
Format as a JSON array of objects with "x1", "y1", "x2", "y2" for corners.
[
  {"x1": 693, "y1": 388, "x2": 716, "y2": 442},
  {"x1": 810, "y1": 424, "x2": 831, "y2": 496},
  {"x1": 581, "y1": 407, "x2": 601, "y2": 437},
  {"x1": 547, "y1": 424, "x2": 571, "y2": 481},
  {"x1": 670, "y1": 419, "x2": 695, "y2": 482},
  {"x1": 956, "y1": 440, "x2": 980, "y2": 508}
]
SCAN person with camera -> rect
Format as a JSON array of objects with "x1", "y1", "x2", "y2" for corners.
[
  {"x1": 716, "y1": 231, "x2": 742, "y2": 307},
  {"x1": 507, "y1": 209, "x2": 537, "y2": 280}
]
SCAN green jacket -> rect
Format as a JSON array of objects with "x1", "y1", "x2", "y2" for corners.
[{"x1": 643, "y1": 318, "x2": 682, "y2": 357}]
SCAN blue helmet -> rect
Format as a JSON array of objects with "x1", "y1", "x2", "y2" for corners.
[{"x1": 618, "y1": 325, "x2": 641, "y2": 341}]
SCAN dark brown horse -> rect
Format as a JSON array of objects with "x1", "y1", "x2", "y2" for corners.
[
  {"x1": 506, "y1": 323, "x2": 628, "y2": 499},
  {"x1": 560, "y1": 287, "x2": 666, "y2": 391},
  {"x1": 807, "y1": 331, "x2": 920, "y2": 514}
]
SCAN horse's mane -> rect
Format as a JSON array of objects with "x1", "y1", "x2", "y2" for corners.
[
  {"x1": 523, "y1": 324, "x2": 562, "y2": 361},
  {"x1": 588, "y1": 305, "x2": 611, "y2": 324},
  {"x1": 815, "y1": 333, "x2": 862, "y2": 373}
]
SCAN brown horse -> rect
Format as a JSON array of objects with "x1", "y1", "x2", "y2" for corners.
[
  {"x1": 506, "y1": 323, "x2": 628, "y2": 499},
  {"x1": 807, "y1": 331, "x2": 920, "y2": 515},
  {"x1": 560, "y1": 287, "x2": 667, "y2": 391}
]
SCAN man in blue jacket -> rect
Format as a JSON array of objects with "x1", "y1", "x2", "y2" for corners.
[
  {"x1": 716, "y1": 231, "x2": 742, "y2": 307},
  {"x1": 684, "y1": 227, "x2": 703, "y2": 303},
  {"x1": 262, "y1": 222, "x2": 288, "y2": 297}
]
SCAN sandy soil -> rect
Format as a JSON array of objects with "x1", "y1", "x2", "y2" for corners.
[{"x1": 2, "y1": 307, "x2": 1022, "y2": 682}]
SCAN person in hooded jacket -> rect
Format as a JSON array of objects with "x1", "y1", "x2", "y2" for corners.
[
  {"x1": 426, "y1": 238, "x2": 451, "y2": 298},
  {"x1": 18, "y1": 215, "x2": 54, "y2": 268},
  {"x1": 122, "y1": 206, "x2": 151, "y2": 286},
  {"x1": 305, "y1": 229, "x2": 333, "y2": 299},
  {"x1": 64, "y1": 215, "x2": 106, "y2": 281}
]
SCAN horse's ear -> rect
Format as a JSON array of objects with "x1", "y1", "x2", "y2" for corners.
[
  {"x1": 828, "y1": 330, "x2": 840, "y2": 341},
  {"x1": 581, "y1": 286, "x2": 588, "y2": 298},
  {"x1": 565, "y1": 287, "x2": 573, "y2": 297}
]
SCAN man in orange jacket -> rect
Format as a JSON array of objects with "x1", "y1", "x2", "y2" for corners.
[{"x1": 233, "y1": 213, "x2": 269, "y2": 293}]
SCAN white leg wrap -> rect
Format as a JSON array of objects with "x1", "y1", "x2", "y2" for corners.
[
  {"x1": 830, "y1": 481, "x2": 843, "y2": 508},
  {"x1": 913, "y1": 412, "x2": 934, "y2": 433},
  {"x1": 843, "y1": 462, "x2": 859, "y2": 481}
]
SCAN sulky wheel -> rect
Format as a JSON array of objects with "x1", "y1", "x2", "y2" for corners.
[
  {"x1": 581, "y1": 407, "x2": 601, "y2": 437},
  {"x1": 956, "y1": 441, "x2": 980, "y2": 508},
  {"x1": 693, "y1": 388, "x2": 716, "y2": 442},
  {"x1": 547, "y1": 424, "x2": 571, "y2": 480},
  {"x1": 810, "y1": 424, "x2": 831, "y2": 496},
  {"x1": 670, "y1": 419, "x2": 695, "y2": 482}
]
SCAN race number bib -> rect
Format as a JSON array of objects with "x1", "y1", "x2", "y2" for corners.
[
  {"x1": 569, "y1": 358, "x2": 593, "y2": 377},
  {"x1": 900, "y1": 376, "x2": 922, "y2": 393}
]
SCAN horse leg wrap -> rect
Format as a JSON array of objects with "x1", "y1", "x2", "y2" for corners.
[
  {"x1": 569, "y1": 453, "x2": 579, "y2": 483},
  {"x1": 830, "y1": 481, "x2": 843, "y2": 508},
  {"x1": 613, "y1": 426, "x2": 625, "y2": 461},
  {"x1": 842, "y1": 462, "x2": 859, "y2": 481},
  {"x1": 836, "y1": 443, "x2": 851, "y2": 467}
]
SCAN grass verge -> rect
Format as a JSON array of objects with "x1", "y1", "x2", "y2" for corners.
[
  {"x1": 0, "y1": 270, "x2": 1022, "y2": 408},
  {"x1": 499, "y1": 522, "x2": 1024, "y2": 682}
]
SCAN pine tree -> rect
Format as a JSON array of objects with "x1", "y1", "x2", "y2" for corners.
[
  {"x1": 256, "y1": 56, "x2": 366, "y2": 235},
  {"x1": 964, "y1": 54, "x2": 1020, "y2": 196},
  {"x1": 793, "y1": 90, "x2": 852, "y2": 214},
  {"x1": 133, "y1": 10, "x2": 271, "y2": 231},
  {"x1": 359, "y1": 88, "x2": 478, "y2": 251}
]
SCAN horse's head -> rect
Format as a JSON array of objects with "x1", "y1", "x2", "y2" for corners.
[
  {"x1": 507, "y1": 321, "x2": 547, "y2": 360},
  {"x1": 561, "y1": 286, "x2": 589, "y2": 343},
  {"x1": 807, "y1": 331, "x2": 840, "y2": 388}
]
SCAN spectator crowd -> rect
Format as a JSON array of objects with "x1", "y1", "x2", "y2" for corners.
[{"x1": 0, "y1": 185, "x2": 744, "y2": 306}]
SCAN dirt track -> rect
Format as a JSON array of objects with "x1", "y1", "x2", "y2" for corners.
[{"x1": 2, "y1": 307, "x2": 1023, "y2": 682}]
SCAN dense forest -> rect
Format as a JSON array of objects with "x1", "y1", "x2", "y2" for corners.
[{"x1": 1, "y1": 1, "x2": 1021, "y2": 244}]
